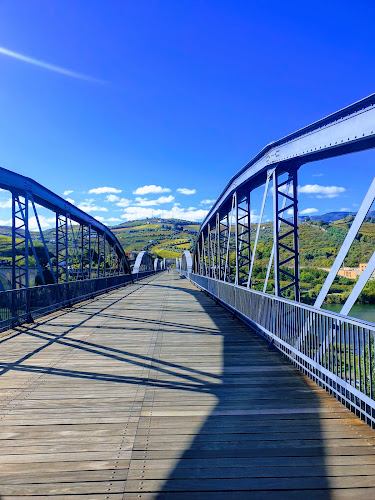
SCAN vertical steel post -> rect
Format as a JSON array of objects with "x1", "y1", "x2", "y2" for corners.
[
  {"x1": 234, "y1": 192, "x2": 239, "y2": 285},
  {"x1": 207, "y1": 224, "x2": 211, "y2": 278},
  {"x1": 103, "y1": 236, "x2": 106, "y2": 277},
  {"x1": 246, "y1": 192, "x2": 251, "y2": 282},
  {"x1": 272, "y1": 170, "x2": 279, "y2": 296},
  {"x1": 274, "y1": 169, "x2": 300, "y2": 300},
  {"x1": 237, "y1": 192, "x2": 251, "y2": 286},
  {"x1": 292, "y1": 169, "x2": 300, "y2": 301},
  {"x1": 88, "y1": 225, "x2": 92, "y2": 279},
  {"x1": 97, "y1": 233, "x2": 101, "y2": 278},
  {"x1": 55, "y1": 214, "x2": 59, "y2": 282},
  {"x1": 24, "y1": 193, "x2": 29, "y2": 289},
  {"x1": 24, "y1": 193, "x2": 31, "y2": 320},
  {"x1": 65, "y1": 214, "x2": 69, "y2": 282},
  {"x1": 11, "y1": 194, "x2": 16, "y2": 290},
  {"x1": 80, "y1": 225, "x2": 84, "y2": 279},
  {"x1": 216, "y1": 213, "x2": 220, "y2": 281}
]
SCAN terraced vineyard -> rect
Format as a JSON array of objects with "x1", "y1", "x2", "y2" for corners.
[{"x1": 110, "y1": 218, "x2": 199, "y2": 258}]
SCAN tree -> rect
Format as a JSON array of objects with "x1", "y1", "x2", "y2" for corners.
[{"x1": 29, "y1": 245, "x2": 54, "y2": 267}]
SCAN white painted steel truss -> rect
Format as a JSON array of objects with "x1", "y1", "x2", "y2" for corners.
[{"x1": 193, "y1": 94, "x2": 375, "y2": 318}]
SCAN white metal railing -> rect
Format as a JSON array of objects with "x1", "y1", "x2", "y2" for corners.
[{"x1": 180, "y1": 270, "x2": 375, "y2": 426}]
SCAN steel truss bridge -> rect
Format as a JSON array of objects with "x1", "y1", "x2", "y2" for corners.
[
  {"x1": 0, "y1": 95, "x2": 375, "y2": 497},
  {"x1": 180, "y1": 93, "x2": 375, "y2": 427},
  {"x1": 0, "y1": 167, "x2": 167, "y2": 330}
]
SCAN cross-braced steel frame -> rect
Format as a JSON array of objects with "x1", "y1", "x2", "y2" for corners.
[
  {"x1": 0, "y1": 167, "x2": 132, "y2": 294},
  {"x1": 192, "y1": 93, "x2": 375, "y2": 315},
  {"x1": 181, "y1": 94, "x2": 375, "y2": 428}
]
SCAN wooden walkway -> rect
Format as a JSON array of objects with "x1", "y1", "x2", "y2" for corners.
[{"x1": 1, "y1": 271, "x2": 375, "y2": 499}]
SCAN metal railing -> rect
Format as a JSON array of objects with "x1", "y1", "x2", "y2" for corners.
[
  {"x1": 180, "y1": 271, "x2": 375, "y2": 426},
  {"x1": 0, "y1": 270, "x2": 160, "y2": 333}
]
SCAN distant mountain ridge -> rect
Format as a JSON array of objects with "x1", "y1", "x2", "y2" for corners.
[
  {"x1": 0, "y1": 211, "x2": 374, "y2": 237},
  {"x1": 301, "y1": 210, "x2": 375, "y2": 223}
]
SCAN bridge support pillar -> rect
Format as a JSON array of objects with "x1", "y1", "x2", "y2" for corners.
[
  {"x1": 273, "y1": 168, "x2": 300, "y2": 301},
  {"x1": 236, "y1": 192, "x2": 251, "y2": 286}
]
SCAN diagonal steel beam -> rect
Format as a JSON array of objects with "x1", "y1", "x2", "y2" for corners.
[
  {"x1": 314, "y1": 177, "x2": 375, "y2": 309},
  {"x1": 340, "y1": 250, "x2": 375, "y2": 316},
  {"x1": 247, "y1": 169, "x2": 274, "y2": 288}
]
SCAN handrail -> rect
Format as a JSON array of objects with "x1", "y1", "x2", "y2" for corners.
[{"x1": 180, "y1": 270, "x2": 375, "y2": 426}]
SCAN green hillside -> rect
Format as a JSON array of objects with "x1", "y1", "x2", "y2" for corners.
[
  {"x1": 111, "y1": 218, "x2": 199, "y2": 257},
  {"x1": 246, "y1": 215, "x2": 375, "y2": 304},
  {"x1": 0, "y1": 215, "x2": 373, "y2": 305},
  {"x1": 253, "y1": 216, "x2": 375, "y2": 269}
]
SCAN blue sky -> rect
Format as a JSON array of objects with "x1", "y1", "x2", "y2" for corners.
[{"x1": 0, "y1": 0, "x2": 374, "y2": 228}]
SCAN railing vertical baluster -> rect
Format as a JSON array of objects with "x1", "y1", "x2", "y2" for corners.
[
  {"x1": 184, "y1": 271, "x2": 375, "y2": 424},
  {"x1": 363, "y1": 328, "x2": 367, "y2": 396},
  {"x1": 338, "y1": 322, "x2": 340, "y2": 376},
  {"x1": 330, "y1": 318, "x2": 334, "y2": 379},
  {"x1": 343, "y1": 323, "x2": 348, "y2": 382},
  {"x1": 369, "y1": 329, "x2": 373, "y2": 399}
]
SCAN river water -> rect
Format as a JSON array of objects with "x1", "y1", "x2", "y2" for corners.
[{"x1": 322, "y1": 303, "x2": 375, "y2": 324}]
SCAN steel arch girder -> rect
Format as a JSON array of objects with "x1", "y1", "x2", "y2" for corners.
[
  {"x1": 133, "y1": 251, "x2": 154, "y2": 273},
  {"x1": 0, "y1": 165, "x2": 130, "y2": 273},
  {"x1": 199, "y1": 94, "x2": 375, "y2": 236},
  {"x1": 181, "y1": 250, "x2": 193, "y2": 274}
]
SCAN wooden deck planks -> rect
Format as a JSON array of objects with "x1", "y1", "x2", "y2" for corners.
[{"x1": 0, "y1": 271, "x2": 375, "y2": 498}]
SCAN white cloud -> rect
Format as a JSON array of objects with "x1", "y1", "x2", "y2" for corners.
[
  {"x1": 340, "y1": 208, "x2": 351, "y2": 212},
  {"x1": 134, "y1": 195, "x2": 175, "y2": 207},
  {"x1": 94, "y1": 216, "x2": 121, "y2": 224},
  {"x1": 269, "y1": 184, "x2": 290, "y2": 196},
  {"x1": 65, "y1": 197, "x2": 75, "y2": 204},
  {"x1": 78, "y1": 199, "x2": 108, "y2": 213},
  {"x1": 63, "y1": 190, "x2": 73, "y2": 196},
  {"x1": 106, "y1": 194, "x2": 120, "y2": 202},
  {"x1": 134, "y1": 197, "x2": 154, "y2": 207},
  {"x1": 0, "y1": 198, "x2": 12, "y2": 208},
  {"x1": 0, "y1": 219, "x2": 11, "y2": 226},
  {"x1": 157, "y1": 195, "x2": 174, "y2": 204},
  {"x1": 177, "y1": 188, "x2": 196, "y2": 195},
  {"x1": 201, "y1": 199, "x2": 216, "y2": 205},
  {"x1": 298, "y1": 184, "x2": 345, "y2": 198},
  {"x1": 89, "y1": 187, "x2": 122, "y2": 194},
  {"x1": 133, "y1": 185, "x2": 171, "y2": 195},
  {"x1": 300, "y1": 208, "x2": 318, "y2": 215},
  {"x1": 116, "y1": 198, "x2": 131, "y2": 208},
  {"x1": 121, "y1": 204, "x2": 208, "y2": 222},
  {"x1": 312, "y1": 173, "x2": 324, "y2": 177},
  {"x1": 287, "y1": 207, "x2": 318, "y2": 216},
  {"x1": 250, "y1": 210, "x2": 261, "y2": 223},
  {"x1": 29, "y1": 215, "x2": 56, "y2": 230},
  {"x1": 0, "y1": 46, "x2": 106, "y2": 83}
]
